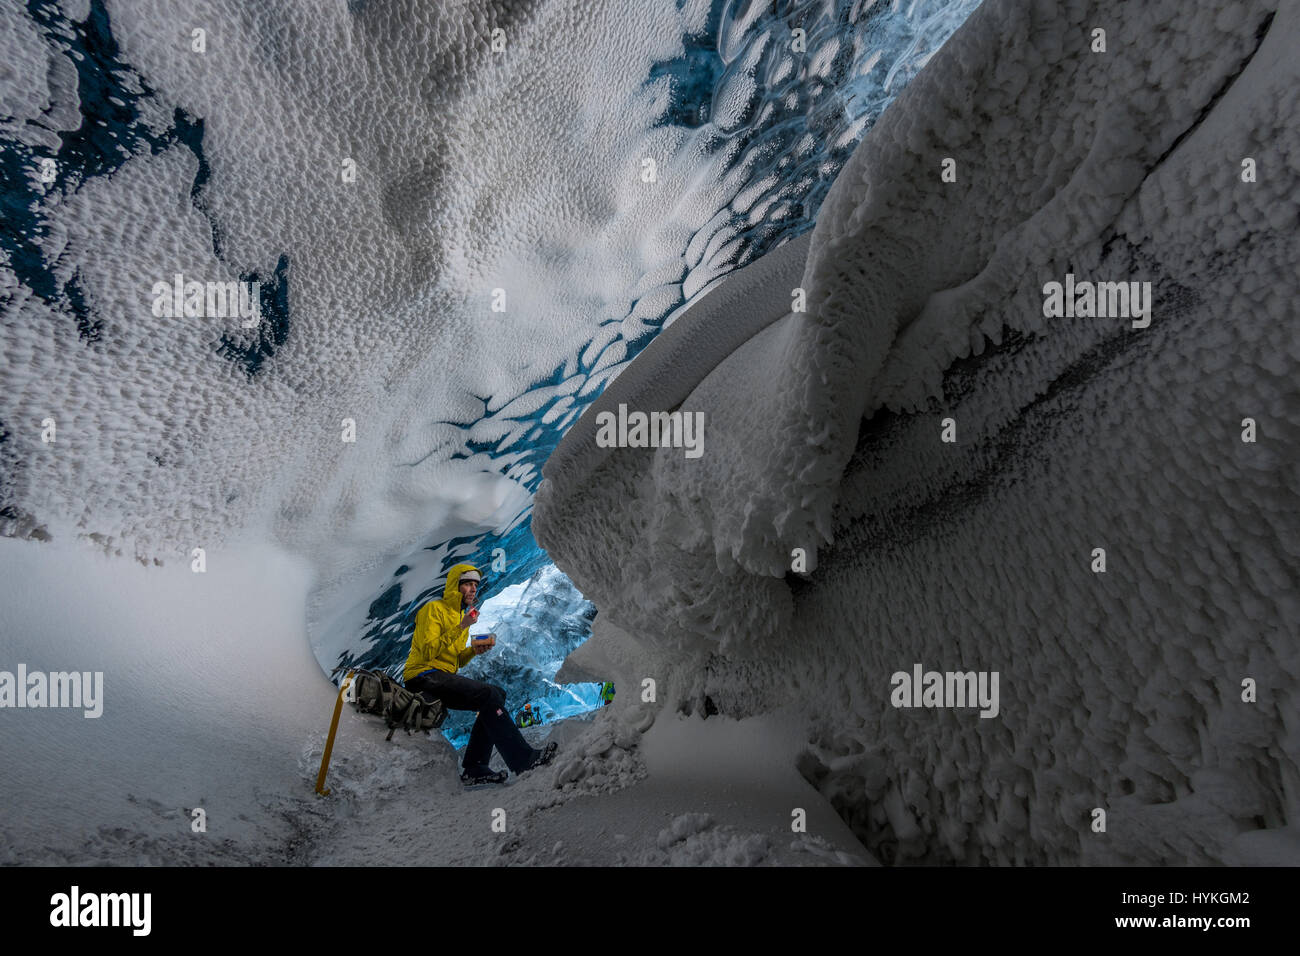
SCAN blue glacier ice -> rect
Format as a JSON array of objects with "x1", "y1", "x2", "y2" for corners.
[{"x1": 439, "y1": 565, "x2": 602, "y2": 748}]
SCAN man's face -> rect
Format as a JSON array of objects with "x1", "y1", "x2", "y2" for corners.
[{"x1": 459, "y1": 579, "x2": 478, "y2": 606}]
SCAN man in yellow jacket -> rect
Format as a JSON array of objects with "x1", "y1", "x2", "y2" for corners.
[{"x1": 404, "y1": 563, "x2": 557, "y2": 784}]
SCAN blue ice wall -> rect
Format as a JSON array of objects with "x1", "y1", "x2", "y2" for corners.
[{"x1": 440, "y1": 565, "x2": 602, "y2": 748}]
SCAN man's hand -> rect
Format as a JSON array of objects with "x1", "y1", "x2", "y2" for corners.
[
  {"x1": 472, "y1": 632, "x2": 496, "y2": 655},
  {"x1": 459, "y1": 607, "x2": 479, "y2": 630}
]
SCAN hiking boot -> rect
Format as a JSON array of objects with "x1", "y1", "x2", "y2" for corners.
[
  {"x1": 460, "y1": 768, "x2": 508, "y2": 786},
  {"x1": 523, "y1": 741, "x2": 558, "y2": 773}
]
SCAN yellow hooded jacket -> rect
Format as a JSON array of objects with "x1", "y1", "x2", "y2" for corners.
[{"x1": 403, "y1": 563, "x2": 481, "y2": 682}]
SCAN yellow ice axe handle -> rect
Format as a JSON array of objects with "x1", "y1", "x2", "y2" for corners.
[{"x1": 315, "y1": 671, "x2": 355, "y2": 797}]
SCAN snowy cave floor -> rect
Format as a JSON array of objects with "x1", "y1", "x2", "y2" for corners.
[
  {"x1": 289, "y1": 707, "x2": 874, "y2": 867},
  {"x1": 0, "y1": 539, "x2": 867, "y2": 867}
]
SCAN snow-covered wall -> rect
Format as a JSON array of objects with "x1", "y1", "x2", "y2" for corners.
[{"x1": 535, "y1": 0, "x2": 1300, "y2": 864}]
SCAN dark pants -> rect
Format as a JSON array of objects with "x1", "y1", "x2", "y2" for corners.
[{"x1": 406, "y1": 670, "x2": 538, "y2": 774}]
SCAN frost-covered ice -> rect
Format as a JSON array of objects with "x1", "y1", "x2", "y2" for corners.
[
  {"x1": 2, "y1": 0, "x2": 1296, "y2": 866},
  {"x1": 535, "y1": 0, "x2": 1300, "y2": 864},
  {"x1": 0, "y1": 0, "x2": 971, "y2": 603}
]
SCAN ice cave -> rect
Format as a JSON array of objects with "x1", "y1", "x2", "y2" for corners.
[{"x1": 0, "y1": 0, "x2": 1296, "y2": 869}]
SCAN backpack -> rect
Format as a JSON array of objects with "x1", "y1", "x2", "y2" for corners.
[{"x1": 349, "y1": 668, "x2": 447, "y2": 741}]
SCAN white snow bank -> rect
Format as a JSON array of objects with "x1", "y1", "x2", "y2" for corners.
[
  {"x1": 295, "y1": 688, "x2": 874, "y2": 866},
  {"x1": 0, "y1": 537, "x2": 337, "y2": 863},
  {"x1": 0, "y1": 535, "x2": 539, "y2": 865}
]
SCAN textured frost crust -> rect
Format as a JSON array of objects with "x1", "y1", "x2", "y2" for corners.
[{"x1": 537, "y1": 0, "x2": 1298, "y2": 862}]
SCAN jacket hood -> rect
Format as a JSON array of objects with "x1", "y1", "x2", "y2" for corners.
[{"x1": 442, "y1": 563, "x2": 481, "y2": 610}]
